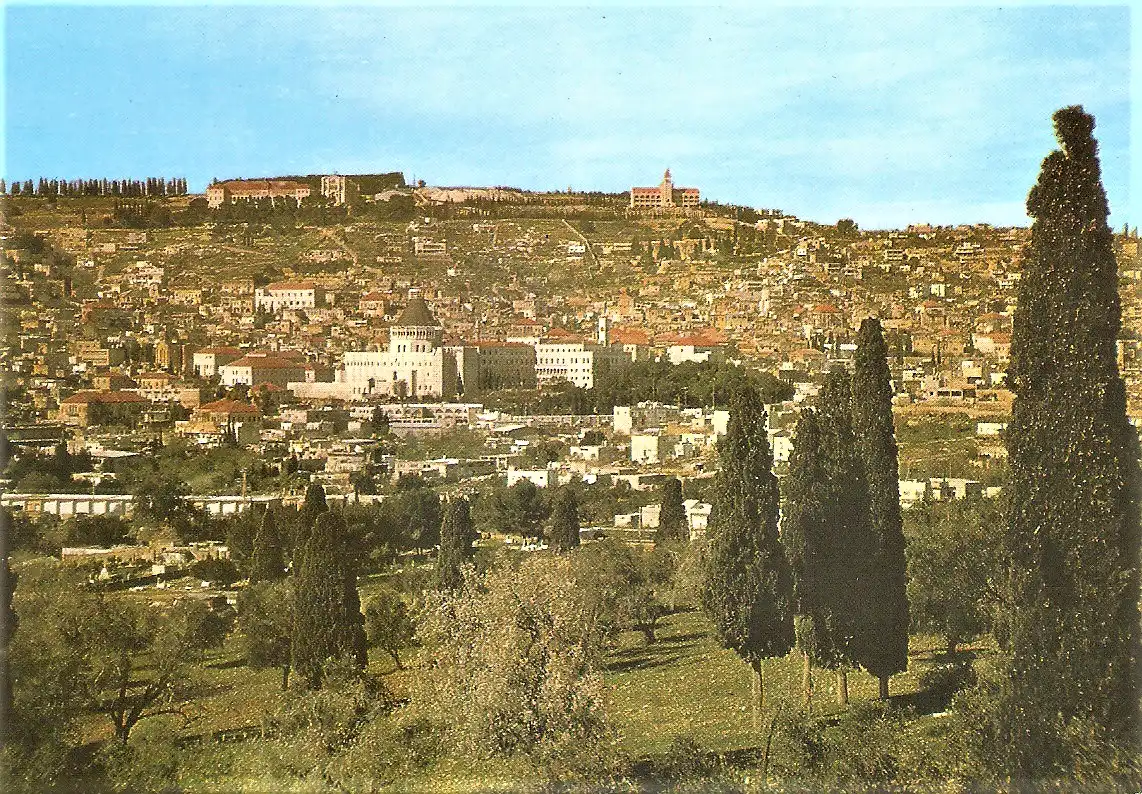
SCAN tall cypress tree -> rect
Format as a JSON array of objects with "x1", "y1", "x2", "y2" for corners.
[
  {"x1": 250, "y1": 508, "x2": 285, "y2": 583},
  {"x1": 438, "y1": 497, "x2": 476, "y2": 589},
  {"x1": 784, "y1": 371, "x2": 874, "y2": 706},
  {"x1": 703, "y1": 382, "x2": 794, "y2": 724},
  {"x1": 1003, "y1": 105, "x2": 1141, "y2": 778},
  {"x1": 851, "y1": 318, "x2": 909, "y2": 699},
  {"x1": 783, "y1": 410, "x2": 842, "y2": 707},
  {"x1": 548, "y1": 486, "x2": 580, "y2": 552},
  {"x1": 291, "y1": 511, "x2": 365, "y2": 688},
  {"x1": 655, "y1": 477, "x2": 689, "y2": 546},
  {"x1": 294, "y1": 480, "x2": 328, "y2": 558},
  {"x1": 816, "y1": 369, "x2": 874, "y2": 704}
]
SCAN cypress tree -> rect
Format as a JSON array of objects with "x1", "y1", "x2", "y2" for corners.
[
  {"x1": 291, "y1": 511, "x2": 364, "y2": 688},
  {"x1": 783, "y1": 409, "x2": 842, "y2": 707},
  {"x1": 703, "y1": 382, "x2": 794, "y2": 724},
  {"x1": 655, "y1": 476, "x2": 689, "y2": 545},
  {"x1": 548, "y1": 486, "x2": 580, "y2": 552},
  {"x1": 295, "y1": 480, "x2": 328, "y2": 555},
  {"x1": 851, "y1": 318, "x2": 909, "y2": 699},
  {"x1": 438, "y1": 497, "x2": 476, "y2": 590},
  {"x1": 250, "y1": 508, "x2": 285, "y2": 583},
  {"x1": 815, "y1": 369, "x2": 874, "y2": 704},
  {"x1": 1003, "y1": 105, "x2": 1141, "y2": 778}
]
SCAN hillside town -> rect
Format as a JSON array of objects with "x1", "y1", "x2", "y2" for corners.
[{"x1": 3, "y1": 168, "x2": 1142, "y2": 537}]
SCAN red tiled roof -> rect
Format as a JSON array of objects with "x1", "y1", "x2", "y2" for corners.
[
  {"x1": 609, "y1": 327, "x2": 651, "y2": 346},
  {"x1": 264, "y1": 281, "x2": 317, "y2": 292},
  {"x1": 813, "y1": 303, "x2": 841, "y2": 314},
  {"x1": 197, "y1": 398, "x2": 261, "y2": 416},
  {"x1": 545, "y1": 327, "x2": 581, "y2": 340}
]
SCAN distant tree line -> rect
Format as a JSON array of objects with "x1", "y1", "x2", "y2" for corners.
[
  {"x1": 2, "y1": 177, "x2": 188, "y2": 198},
  {"x1": 481, "y1": 360, "x2": 794, "y2": 416}
]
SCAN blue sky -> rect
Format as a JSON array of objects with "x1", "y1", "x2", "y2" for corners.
[{"x1": 2, "y1": 3, "x2": 1133, "y2": 229}]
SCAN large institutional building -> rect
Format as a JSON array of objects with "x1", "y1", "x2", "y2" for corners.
[
  {"x1": 629, "y1": 169, "x2": 700, "y2": 210},
  {"x1": 206, "y1": 179, "x2": 312, "y2": 208},
  {"x1": 342, "y1": 292, "x2": 456, "y2": 399},
  {"x1": 340, "y1": 291, "x2": 538, "y2": 400}
]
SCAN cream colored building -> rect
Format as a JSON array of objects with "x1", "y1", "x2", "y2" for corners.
[
  {"x1": 629, "y1": 169, "x2": 700, "y2": 209},
  {"x1": 341, "y1": 290, "x2": 458, "y2": 399},
  {"x1": 255, "y1": 281, "x2": 325, "y2": 312}
]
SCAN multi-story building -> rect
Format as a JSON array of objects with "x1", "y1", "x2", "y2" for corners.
[
  {"x1": 219, "y1": 351, "x2": 308, "y2": 388},
  {"x1": 629, "y1": 169, "x2": 700, "y2": 210},
  {"x1": 320, "y1": 174, "x2": 360, "y2": 206},
  {"x1": 193, "y1": 346, "x2": 242, "y2": 378},
  {"x1": 255, "y1": 281, "x2": 325, "y2": 312},
  {"x1": 341, "y1": 290, "x2": 459, "y2": 399},
  {"x1": 206, "y1": 179, "x2": 312, "y2": 208},
  {"x1": 450, "y1": 341, "x2": 538, "y2": 396},
  {"x1": 535, "y1": 336, "x2": 628, "y2": 390}
]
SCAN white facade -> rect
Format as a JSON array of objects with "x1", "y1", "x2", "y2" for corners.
[
  {"x1": 255, "y1": 282, "x2": 324, "y2": 312},
  {"x1": 630, "y1": 432, "x2": 661, "y2": 464},
  {"x1": 535, "y1": 341, "x2": 627, "y2": 389},
  {"x1": 340, "y1": 290, "x2": 457, "y2": 399}
]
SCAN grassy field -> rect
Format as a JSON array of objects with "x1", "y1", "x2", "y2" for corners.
[
  {"x1": 68, "y1": 597, "x2": 985, "y2": 792},
  {"x1": 605, "y1": 609, "x2": 963, "y2": 759}
]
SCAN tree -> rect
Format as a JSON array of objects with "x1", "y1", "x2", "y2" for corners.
[
  {"x1": 414, "y1": 555, "x2": 609, "y2": 760},
  {"x1": 387, "y1": 482, "x2": 442, "y2": 554},
  {"x1": 655, "y1": 476, "x2": 689, "y2": 546},
  {"x1": 437, "y1": 497, "x2": 475, "y2": 590},
  {"x1": 238, "y1": 581, "x2": 294, "y2": 690},
  {"x1": 507, "y1": 479, "x2": 547, "y2": 541},
  {"x1": 69, "y1": 594, "x2": 209, "y2": 744},
  {"x1": 703, "y1": 382, "x2": 794, "y2": 725},
  {"x1": 783, "y1": 409, "x2": 841, "y2": 708},
  {"x1": 905, "y1": 499, "x2": 1004, "y2": 658},
  {"x1": 291, "y1": 512, "x2": 366, "y2": 689},
  {"x1": 783, "y1": 373, "x2": 875, "y2": 708},
  {"x1": 851, "y1": 318, "x2": 909, "y2": 699},
  {"x1": 297, "y1": 480, "x2": 328, "y2": 548},
  {"x1": 249, "y1": 508, "x2": 286, "y2": 583},
  {"x1": 548, "y1": 486, "x2": 580, "y2": 552},
  {"x1": 363, "y1": 587, "x2": 415, "y2": 670},
  {"x1": 815, "y1": 369, "x2": 876, "y2": 705},
  {"x1": 574, "y1": 539, "x2": 674, "y2": 644},
  {"x1": 1002, "y1": 105, "x2": 1141, "y2": 778},
  {"x1": 131, "y1": 471, "x2": 197, "y2": 539}
]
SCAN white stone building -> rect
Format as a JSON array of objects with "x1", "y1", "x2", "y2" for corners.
[
  {"x1": 255, "y1": 281, "x2": 325, "y2": 313},
  {"x1": 341, "y1": 290, "x2": 458, "y2": 399}
]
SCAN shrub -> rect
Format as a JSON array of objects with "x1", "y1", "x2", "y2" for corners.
[
  {"x1": 918, "y1": 659, "x2": 977, "y2": 704},
  {"x1": 272, "y1": 659, "x2": 394, "y2": 756},
  {"x1": 412, "y1": 556, "x2": 613, "y2": 769}
]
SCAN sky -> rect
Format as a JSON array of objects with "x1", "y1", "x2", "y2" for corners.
[{"x1": 2, "y1": 2, "x2": 1134, "y2": 230}]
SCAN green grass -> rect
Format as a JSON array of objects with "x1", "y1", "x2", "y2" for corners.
[{"x1": 605, "y1": 609, "x2": 973, "y2": 759}]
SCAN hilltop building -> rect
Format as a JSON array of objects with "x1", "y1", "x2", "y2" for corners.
[
  {"x1": 206, "y1": 179, "x2": 312, "y2": 208},
  {"x1": 320, "y1": 174, "x2": 360, "y2": 206},
  {"x1": 629, "y1": 169, "x2": 700, "y2": 210}
]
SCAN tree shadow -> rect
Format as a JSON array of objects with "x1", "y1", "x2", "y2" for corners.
[
  {"x1": 605, "y1": 650, "x2": 684, "y2": 674},
  {"x1": 205, "y1": 655, "x2": 246, "y2": 670}
]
